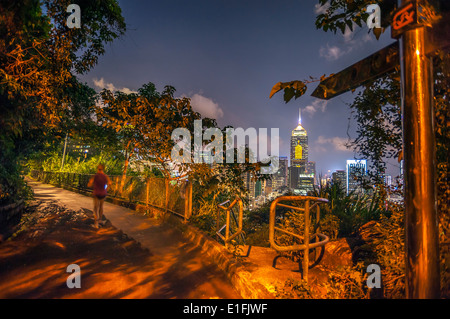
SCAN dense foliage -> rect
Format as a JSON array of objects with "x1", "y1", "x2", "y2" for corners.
[{"x1": 0, "y1": 0, "x2": 126, "y2": 204}]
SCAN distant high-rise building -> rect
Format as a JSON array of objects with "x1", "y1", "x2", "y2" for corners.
[
  {"x1": 297, "y1": 174, "x2": 315, "y2": 195},
  {"x1": 273, "y1": 156, "x2": 288, "y2": 190},
  {"x1": 332, "y1": 170, "x2": 346, "y2": 191},
  {"x1": 255, "y1": 180, "x2": 263, "y2": 198},
  {"x1": 289, "y1": 166, "x2": 314, "y2": 195},
  {"x1": 305, "y1": 161, "x2": 316, "y2": 176},
  {"x1": 385, "y1": 174, "x2": 392, "y2": 187},
  {"x1": 289, "y1": 166, "x2": 299, "y2": 190},
  {"x1": 290, "y1": 109, "x2": 308, "y2": 170},
  {"x1": 346, "y1": 160, "x2": 367, "y2": 194},
  {"x1": 242, "y1": 171, "x2": 256, "y2": 208},
  {"x1": 289, "y1": 109, "x2": 315, "y2": 194}
]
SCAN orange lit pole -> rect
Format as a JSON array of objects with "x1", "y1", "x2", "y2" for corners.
[
  {"x1": 395, "y1": 0, "x2": 440, "y2": 298},
  {"x1": 311, "y1": 0, "x2": 444, "y2": 298}
]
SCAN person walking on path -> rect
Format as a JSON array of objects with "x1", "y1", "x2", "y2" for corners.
[{"x1": 88, "y1": 164, "x2": 112, "y2": 228}]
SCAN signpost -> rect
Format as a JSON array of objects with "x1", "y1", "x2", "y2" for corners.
[
  {"x1": 311, "y1": 0, "x2": 448, "y2": 298},
  {"x1": 311, "y1": 42, "x2": 399, "y2": 100},
  {"x1": 395, "y1": 0, "x2": 440, "y2": 299}
]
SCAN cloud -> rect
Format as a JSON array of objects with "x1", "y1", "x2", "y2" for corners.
[
  {"x1": 315, "y1": 135, "x2": 351, "y2": 152},
  {"x1": 303, "y1": 99, "x2": 328, "y2": 117},
  {"x1": 314, "y1": 2, "x2": 330, "y2": 15},
  {"x1": 343, "y1": 23, "x2": 374, "y2": 45},
  {"x1": 343, "y1": 25, "x2": 354, "y2": 43},
  {"x1": 319, "y1": 22, "x2": 374, "y2": 61},
  {"x1": 319, "y1": 45, "x2": 344, "y2": 61},
  {"x1": 93, "y1": 77, "x2": 137, "y2": 94},
  {"x1": 190, "y1": 93, "x2": 224, "y2": 119}
]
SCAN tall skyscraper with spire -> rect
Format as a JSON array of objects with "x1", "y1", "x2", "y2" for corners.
[
  {"x1": 290, "y1": 108, "x2": 308, "y2": 169},
  {"x1": 289, "y1": 108, "x2": 314, "y2": 195}
]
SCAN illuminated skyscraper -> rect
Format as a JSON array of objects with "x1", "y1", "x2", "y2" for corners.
[
  {"x1": 332, "y1": 170, "x2": 346, "y2": 191},
  {"x1": 273, "y1": 156, "x2": 288, "y2": 190},
  {"x1": 289, "y1": 108, "x2": 314, "y2": 194},
  {"x1": 290, "y1": 108, "x2": 308, "y2": 169},
  {"x1": 305, "y1": 161, "x2": 316, "y2": 176},
  {"x1": 346, "y1": 159, "x2": 367, "y2": 194}
]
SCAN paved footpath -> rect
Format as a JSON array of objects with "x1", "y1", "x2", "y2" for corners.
[{"x1": 0, "y1": 179, "x2": 241, "y2": 299}]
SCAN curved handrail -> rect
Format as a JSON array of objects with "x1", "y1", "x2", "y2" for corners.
[
  {"x1": 216, "y1": 198, "x2": 244, "y2": 245},
  {"x1": 269, "y1": 195, "x2": 329, "y2": 281}
]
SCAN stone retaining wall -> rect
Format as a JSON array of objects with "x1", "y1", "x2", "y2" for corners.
[{"x1": 163, "y1": 213, "x2": 274, "y2": 299}]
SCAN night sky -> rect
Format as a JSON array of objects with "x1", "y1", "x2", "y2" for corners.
[{"x1": 79, "y1": 0, "x2": 400, "y2": 177}]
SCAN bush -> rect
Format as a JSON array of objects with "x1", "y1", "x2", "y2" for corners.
[
  {"x1": 320, "y1": 214, "x2": 340, "y2": 240},
  {"x1": 274, "y1": 278, "x2": 315, "y2": 299},
  {"x1": 370, "y1": 202, "x2": 405, "y2": 298},
  {"x1": 321, "y1": 263, "x2": 368, "y2": 299},
  {"x1": 245, "y1": 223, "x2": 270, "y2": 247},
  {"x1": 189, "y1": 199, "x2": 220, "y2": 238},
  {"x1": 0, "y1": 141, "x2": 33, "y2": 205}
]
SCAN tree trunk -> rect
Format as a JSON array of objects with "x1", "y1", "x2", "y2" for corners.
[{"x1": 120, "y1": 143, "x2": 132, "y2": 195}]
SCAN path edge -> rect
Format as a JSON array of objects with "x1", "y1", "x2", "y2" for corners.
[{"x1": 163, "y1": 213, "x2": 275, "y2": 299}]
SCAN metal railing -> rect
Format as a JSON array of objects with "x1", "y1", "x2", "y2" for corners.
[
  {"x1": 31, "y1": 170, "x2": 331, "y2": 282},
  {"x1": 216, "y1": 198, "x2": 245, "y2": 246},
  {"x1": 269, "y1": 195, "x2": 329, "y2": 282},
  {"x1": 29, "y1": 170, "x2": 192, "y2": 220}
]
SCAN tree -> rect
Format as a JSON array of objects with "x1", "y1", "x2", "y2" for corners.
[
  {"x1": 0, "y1": 0, "x2": 126, "y2": 204},
  {"x1": 347, "y1": 71, "x2": 402, "y2": 184},
  {"x1": 96, "y1": 83, "x2": 205, "y2": 189},
  {"x1": 96, "y1": 82, "x2": 267, "y2": 204}
]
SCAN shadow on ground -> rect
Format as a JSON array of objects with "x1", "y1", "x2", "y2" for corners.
[{"x1": 0, "y1": 200, "x2": 240, "y2": 299}]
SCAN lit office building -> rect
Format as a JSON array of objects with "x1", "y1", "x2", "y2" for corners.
[
  {"x1": 332, "y1": 170, "x2": 346, "y2": 191},
  {"x1": 273, "y1": 156, "x2": 288, "y2": 190},
  {"x1": 297, "y1": 173, "x2": 315, "y2": 195},
  {"x1": 346, "y1": 160, "x2": 367, "y2": 194},
  {"x1": 290, "y1": 108, "x2": 308, "y2": 170},
  {"x1": 385, "y1": 174, "x2": 392, "y2": 187},
  {"x1": 242, "y1": 171, "x2": 256, "y2": 209},
  {"x1": 289, "y1": 109, "x2": 315, "y2": 194},
  {"x1": 305, "y1": 161, "x2": 316, "y2": 176}
]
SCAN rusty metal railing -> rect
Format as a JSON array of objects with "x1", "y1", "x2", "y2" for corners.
[
  {"x1": 29, "y1": 170, "x2": 191, "y2": 220},
  {"x1": 216, "y1": 198, "x2": 244, "y2": 246},
  {"x1": 269, "y1": 195, "x2": 329, "y2": 282}
]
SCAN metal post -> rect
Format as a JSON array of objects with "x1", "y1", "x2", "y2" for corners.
[
  {"x1": 188, "y1": 182, "x2": 193, "y2": 219},
  {"x1": 225, "y1": 206, "x2": 231, "y2": 248},
  {"x1": 146, "y1": 178, "x2": 150, "y2": 215},
  {"x1": 303, "y1": 199, "x2": 310, "y2": 282},
  {"x1": 400, "y1": 0, "x2": 440, "y2": 298},
  {"x1": 183, "y1": 181, "x2": 192, "y2": 222},
  {"x1": 60, "y1": 133, "x2": 68, "y2": 170},
  {"x1": 165, "y1": 178, "x2": 169, "y2": 217}
]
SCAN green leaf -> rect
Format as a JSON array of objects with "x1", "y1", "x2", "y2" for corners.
[
  {"x1": 283, "y1": 87, "x2": 295, "y2": 103},
  {"x1": 346, "y1": 20, "x2": 353, "y2": 32},
  {"x1": 338, "y1": 22, "x2": 346, "y2": 34}
]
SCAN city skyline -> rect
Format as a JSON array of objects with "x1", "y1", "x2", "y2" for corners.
[{"x1": 79, "y1": 0, "x2": 400, "y2": 177}]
